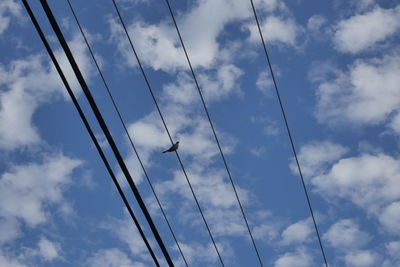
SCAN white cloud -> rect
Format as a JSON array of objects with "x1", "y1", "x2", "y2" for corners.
[
  {"x1": 0, "y1": 154, "x2": 82, "y2": 230},
  {"x1": 312, "y1": 52, "x2": 400, "y2": 126},
  {"x1": 253, "y1": 0, "x2": 287, "y2": 13},
  {"x1": 307, "y1": 15, "x2": 327, "y2": 34},
  {"x1": 178, "y1": 241, "x2": 228, "y2": 266},
  {"x1": 38, "y1": 237, "x2": 60, "y2": 262},
  {"x1": 86, "y1": 248, "x2": 146, "y2": 267},
  {"x1": 312, "y1": 153, "x2": 400, "y2": 214},
  {"x1": 333, "y1": 5, "x2": 400, "y2": 53},
  {"x1": 250, "y1": 146, "x2": 266, "y2": 157},
  {"x1": 274, "y1": 248, "x2": 313, "y2": 267},
  {"x1": 0, "y1": 218, "x2": 21, "y2": 243},
  {"x1": 386, "y1": 241, "x2": 400, "y2": 259},
  {"x1": 389, "y1": 112, "x2": 400, "y2": 135},
  {"x1": 0, "y1": 33, "x2": 94, "y2": 151},
  {"x1": 109, "y1": 0, "x2": 252, "y2": 71},
  {"x1": 344, "y1": 250, "x2": 379, "y2": 267},
  {"x1": 379, "y1": 201, "x2": 400, "y2": 235},
  {"x1": 101, "y1": 215, "x2": 149, "y2": 260},
  {"x1": 294, "y1": 140, "x2": 400, "y2": 238},
  {"x1": 256, "y1": 71, "x2": 273, "y2": 96},
  {"x1": 290, "y1": 140, "x2": 348, "y2": 178},
  {"x1": 323, "y1": 219, "x2": 371, "y2": 250},
  {"x1": 281, "y1": 218, "x2": 312, "y2": 245},
  {"x1": 248, "y1": 16, "x2": 302, "y2": 47},
  {"x1": 0, "y1": 0, "x2": 21, "y2": 36},
  {"x1": 0, "y1": 253, "x2": 26, "y2": 267}
]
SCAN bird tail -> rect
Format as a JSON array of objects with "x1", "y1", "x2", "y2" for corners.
[{"x1": 162, "y1": 150, "x2": 167, "y2": 153}]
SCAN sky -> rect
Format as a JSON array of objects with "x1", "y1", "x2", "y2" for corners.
[{"x1": 0, "y1": 0, "x2": 400, "y2": 266}]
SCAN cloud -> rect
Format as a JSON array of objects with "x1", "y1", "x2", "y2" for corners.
[
  {"x1": 108, "y1": 0, "x2": 252, "y2": 71},
  {"x1": 280, "y1": 218, "x2": 313, "y2": 245},
  {"x1": 333, "y1": 5, "x2": 400, "y2": 53},
  {"x1": 0, "y1": 0, "x2": 21, "y2": 36},
  {"x1": 0, "y1": 253, "x2": 26, "y2": 267},
  {"x1": 86, "y1": 248, "x2": 146, "y2": 267},
  {"x1": 256, "y1": 71, "x2": 273, "y2": 96},
  {"x1": 0, "y1": 33, "x2": 95, "y2": 151},
  {"x1": 290, "y1": 140, "x2": 348, "y2": 178},
  {"x1": 311, "y1": 52, "x2": 400, "y2": 127},
  {"x1": 178, "y1": 241, "x2": 227, "y2": 266},
  {"x1": 100, "y1": 215, "x2": 150, "y2": 261},
  {"x1": 323, "y1": 219, "x2": 371, "y2": 250},
  {"x1": 294, "y1": 141, "x2": 400, "y2": 237},
  {"x1": 379, "y1": 201, "x2": 400, "y2": 235},
  {"x1": 386, "y1": 241, "x2": 400, "y2": 259},
  {"x1": 247, "y1": 16, "x2": 303, "y2": 47},
  {"x1": 312, "y1": 153, "x2": 400, "y2": 215},
  {"x1": 274, "y1": 247, "x2": 314, "y2": 267},
  {"x1": 307, "y1": 15, "x2": 327, "y2": 36},
  {"x1": 37, "y1": 237, "x2": 61, "y2": 262},
  {"x1": 344, "y1": 250, "x2": 379, "y2": 267},
  {"x1": 0, "y1": 153, "x2": 82, "y2": 234}
]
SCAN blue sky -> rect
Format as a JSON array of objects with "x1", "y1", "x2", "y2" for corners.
[{"x1": 1, "y1": 0, "x2": 400, "y2": 266}]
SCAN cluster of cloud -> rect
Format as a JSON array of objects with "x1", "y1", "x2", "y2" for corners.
[{"x1": 0, "y1": 3, "x2": 95, "y2": 265}]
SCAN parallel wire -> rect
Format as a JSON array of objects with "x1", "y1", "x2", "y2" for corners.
[
  {"x1": 65, "y1": 1, "x2": 189, "y2": 265},
  {"x1": 39, "y1": 0, "x2": 175, "y2": 265},
  {"x1": 21, "y1": 1, "x2": 160, "y2": 265},
  {"x1": 111, "y1": 1, "x2": 225, "y2": 265},
  {"x1": 163, "y1": 1, "x2": 264, "y2": 266},
  {"x1": 249, "y1": 1, "x2": 329, "y2": 266}
]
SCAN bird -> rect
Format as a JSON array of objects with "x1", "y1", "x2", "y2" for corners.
[{"x1": 162, "y1": 141, "x2": 179, "y2": 153}]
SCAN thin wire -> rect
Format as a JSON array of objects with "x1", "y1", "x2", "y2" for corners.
[
  {"x1": 20, "y1": 1, "x2": 159, "y2": 265},
  {"x1": 111, "y1": 1, "x2": 225, "y2": 266},
  {"x1": 249, "y1": 1, "x2": 329, "y2": 266},
  {"x1": 163, "y1": 0, "x2": 264, "y2": 265},
  {"x1": 65, "y1": 1, "x2": 189, "y2": 265},
  {"x1": 39, "y1": 0, "x2": 175, "y2": 265}
]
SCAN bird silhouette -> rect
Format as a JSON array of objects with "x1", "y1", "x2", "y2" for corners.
[{"x1": 162, "y1": 141, "x2": 179, "y2": 153}]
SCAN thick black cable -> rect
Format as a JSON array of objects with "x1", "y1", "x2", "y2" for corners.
[
  {"x1": 111, "y1": 1, "x2": 225, "y2": 266},
  {"x1": 249, "y1": 1, "x2": 329, "y2": 266},
  {"x1": 65, "y1": 1, "x2": 189, "y2": 265},
  {"x1": 163, "y1": 1, "x2": 264, "y2": 265},
  {"x1": 21, "y1": 1, "x2": 159, "y2": 265},
  {"x1": 38, "y1": 0, "x2": 175, "y2": 265}
]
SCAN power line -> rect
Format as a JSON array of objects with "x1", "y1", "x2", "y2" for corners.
[
  {"x1": 249, "y1": 1, "x2": 329, "y2": 266},
  {"x1": 65, "y1": 0, "x2": 188, "y2": 265},
  {"x1": 20, "y1": 1, "x2": 160, "y2": 266},
  {"x1": 163, "y1": 1, "x2": 264, "y2": 266},
  {"x1": 38, "y1": 0, "x2": 175, "y2": 265},
  {"x1": 111, "y1": 1, "x2": 225, "y2": 266}
]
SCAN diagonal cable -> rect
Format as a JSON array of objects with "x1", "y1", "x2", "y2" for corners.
[
  {"x1": 163, "y1": 0, "x2": 264, "y2": 265},
  {"x1": 65, "y1": 0, "x2": 189, "y2": 265},
  {"x1": 21, "y1": 1, "x2": 160, "y2": 265},
  {"x1": 111, "y1": 0, "x2": 225, "y2": 266},
  {"x1": 249, "y1": 1, "x2": 329, "y2": 266},
  {"x1": 38, "y1": 0, "x2": 175, "y2": 265}
]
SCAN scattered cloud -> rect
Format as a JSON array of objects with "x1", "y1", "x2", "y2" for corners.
[
  {"x1": 280, "y1": 218, "x2": 313, "y2": 245},
  {"x1": 256, "y1": 71, "x2": 273, "y2": 96},
  {"x1": 333, "y1": 5, "x2": 400, "y2": 53},
  {"x1": 86, "y1": 248, "x2": 146, "y2": 267},
  {"x1": 247, "y1": 16, "x2": 303, "y2": 47},
  {"x1": 0, "y1": 33, "x2": 95, "y2": 151},
  {"x1": 323, "y1": 219, "x2": 371, "y2": 250},
  {"x1": 37, "y1": 237, "x2": 61, "y2": 262},
  {"x1": 310, "y1": 51, "x2": 400, "y2": 127},
  {"x1": 274, "y1": 247, "x2": 314, "y2": 267},
  {"x1": 0, "y1": 0, "x2": 21, "y2": 36},
  {"x1": 344, "y1": 250, "x2": 379, "y2": 267},
  {"x1": 0, "y1": 153, "x2": 82, "y2": 237}
]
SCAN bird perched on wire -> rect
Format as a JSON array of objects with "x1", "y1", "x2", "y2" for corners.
[{"x1": 162, "y1": 141, "x2": 179, "y2": 153}]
